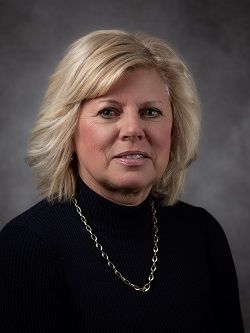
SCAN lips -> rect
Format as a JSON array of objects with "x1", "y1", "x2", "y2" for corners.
[
  {"x1": 113, "y1": 151, "x2": 150, "y2": 167},
  {"x1": 114, "y1": 151, "x2": 150, "y2": 159},
  {"x1": 122, "y1": 154, "x2": 144, "y2": 159}
]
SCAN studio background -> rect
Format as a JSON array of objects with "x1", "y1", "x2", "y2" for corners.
[{"x1": 0, "y1": 0, "x2": 249, "y2": 330}]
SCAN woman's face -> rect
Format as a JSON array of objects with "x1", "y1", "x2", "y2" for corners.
[{"x1": 74, "y1": 67, "x2": 172, "y2": 205}]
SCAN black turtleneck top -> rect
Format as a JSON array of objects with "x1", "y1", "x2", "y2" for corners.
[{"x1": 0, "y1": 180, "x2": 244, "y2": 332}]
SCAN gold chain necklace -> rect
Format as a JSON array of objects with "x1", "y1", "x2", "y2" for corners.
[{"x1": 72, "y1": 197, "x2": 159, "y2": 292}]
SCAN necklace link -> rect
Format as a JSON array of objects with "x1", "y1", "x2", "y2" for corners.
[{"x1": 72, "y1": 197, "x2": 159, "y2": 292}]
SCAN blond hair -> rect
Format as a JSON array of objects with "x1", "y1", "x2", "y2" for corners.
[{"x1": 26, "y1": 29, "x2": 201, "y2": 205}]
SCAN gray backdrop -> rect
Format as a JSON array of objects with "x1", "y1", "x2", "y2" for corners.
[{"x1": 0, "y1": 0, "x2": 249, "y2": 330}]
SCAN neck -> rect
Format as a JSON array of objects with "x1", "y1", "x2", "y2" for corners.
[
  {"x1": 80, "y1": 177, "x2": 152, "y2": 206},
  {"x1": 75, "y1": 177, "x2": 153, "y2": 237}
]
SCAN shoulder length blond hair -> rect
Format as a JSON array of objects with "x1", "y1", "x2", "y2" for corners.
[{"x1": 26, "y1": 29, "x2": 201, "y2": 206}]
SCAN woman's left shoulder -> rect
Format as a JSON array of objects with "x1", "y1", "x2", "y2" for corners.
[
  {"x1": 157, "y1": 199, "x2": 216, "y2": 220},
  {"x1": 157, "y1": 200, "x2": 227, "y2": 238},
  {"x1": 157, "y1": 200, "x2": 235, "y2": 267}
]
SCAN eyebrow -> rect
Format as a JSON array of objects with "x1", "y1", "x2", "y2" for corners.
[{"x1": 97, "y1": 99, "x2": 165, "y2": 107}]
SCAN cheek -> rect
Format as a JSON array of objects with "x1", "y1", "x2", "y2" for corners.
[
  {"x1": 74, "y1": 123, "x2": 94, "y2": 158},
  {"x1": 155, "y1": 123, "x2": 172, "y2": 150},
  {"x1": 74, "y1": 122, "x2": 115, "y2": 158},
  {"x1": 153, "y1": 125, "x2": 172, "y2": 168}
]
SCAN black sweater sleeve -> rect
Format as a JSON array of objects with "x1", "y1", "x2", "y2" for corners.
[
  {"x1": 0, "y1": 223, "x2": 69, "y2": 333},
  {"x1": 203, "y1": 209, "x2": 244, "y2": 332}
]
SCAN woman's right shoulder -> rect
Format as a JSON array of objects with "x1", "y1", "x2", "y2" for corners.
[
  {"x1": 2, "y1": 199, "x2": 51, "y2": 231},
  {"x1": 0, "y1": 200, "x2": 50, "y2": 244},
  {"x1": 8, "y1": 199, "x2": 49, "y2": 223},
  {"x1": 0, "y1": 198, "x2": 71, "y2": 242},
  {"x1": 0, "y1": 200, "x2": 55, "y2": 271}
]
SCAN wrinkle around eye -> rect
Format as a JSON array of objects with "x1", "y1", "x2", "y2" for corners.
[
  {"x1": 141, "y1": 108, "x2": 163, "y2": 118},
  {"x1": 98, "y1": 108, "x2": 119, "y2": 119}
]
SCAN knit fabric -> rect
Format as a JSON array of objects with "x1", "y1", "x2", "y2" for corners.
[{"x1": 0, "y1": 179, "x2": 244, "y2": 332}]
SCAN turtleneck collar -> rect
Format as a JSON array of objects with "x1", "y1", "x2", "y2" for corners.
[{"x1": 75, "y1": 177, "x2": 153, "y2": 238}]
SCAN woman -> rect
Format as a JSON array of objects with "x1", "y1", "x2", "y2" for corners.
[{"x1": 0, "y1": 30, "x2": 244, "y2": 332}]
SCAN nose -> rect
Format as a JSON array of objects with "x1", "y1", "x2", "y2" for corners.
[{"x1": 119, "y1": 110, "x2": 145, "y2": 141}]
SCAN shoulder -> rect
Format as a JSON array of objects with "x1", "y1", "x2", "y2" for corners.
[
  {"x1": 160, "y1": 200, "x2": 215, "y2": 218},
  {"x1": 0, "y1": 198, "x2": 79, "y2": 278},
  {"x1": 157, "y1": 199, "x2": 218, "y2": 224},
  {"x1": 0, "y1": 200, "x2": 53, "y2": 252},
  {"x1": 0, "y1": 200, "x2": 48, "y2": 242},
  {"x1": 6, "y1": 199, "x2": 50, "y2": 225},
  {"x1": 0, "y1": 198, "x2": 76, "y2": 248},
  {"x1": 157, "y1": 200, "x2": 236, "y2": 274},
  {"x1": 0, "y1": 203, "x2": 67, "y2": 313},
  {"x1": 157, "y1": 200, "x2": 228, "y2": 243}
]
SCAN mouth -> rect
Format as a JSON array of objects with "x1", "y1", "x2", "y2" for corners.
[
  {"x1": 113, "y1": 151, "x2": 150, "y2": 167},
  {"x1": 114, "y1": 151, "x2": 150, "y2": 159}
]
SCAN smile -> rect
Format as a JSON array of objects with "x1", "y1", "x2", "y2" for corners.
[
  {"x1": 113, "y1": 151, "x2": 150, "y2": 166},
  {"x1": 122, "y1": 154, "x2": 144, "y2": 159},
  {"x1": 114, "y1": 151, "x2": 150, "y2": 159}
]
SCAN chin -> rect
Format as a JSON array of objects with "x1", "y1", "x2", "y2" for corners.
[{"x1": 107, "y1": 176, "x2": 154, "y2": 194}]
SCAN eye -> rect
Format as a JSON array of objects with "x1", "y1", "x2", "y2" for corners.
[
  {"x1": 98, "y1": 108, "x2": 118, "y2": 119},
  {"x1": 141, "y1": 108, "x2": 162, "y2": 118}
]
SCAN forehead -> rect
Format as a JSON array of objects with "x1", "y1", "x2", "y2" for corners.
[
  {"x1": 79, "y1": 69, "x2": 171, "y2": 116},
  {"x1": 99, "y1": 67, "x2": 169, "y2": 102}
]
